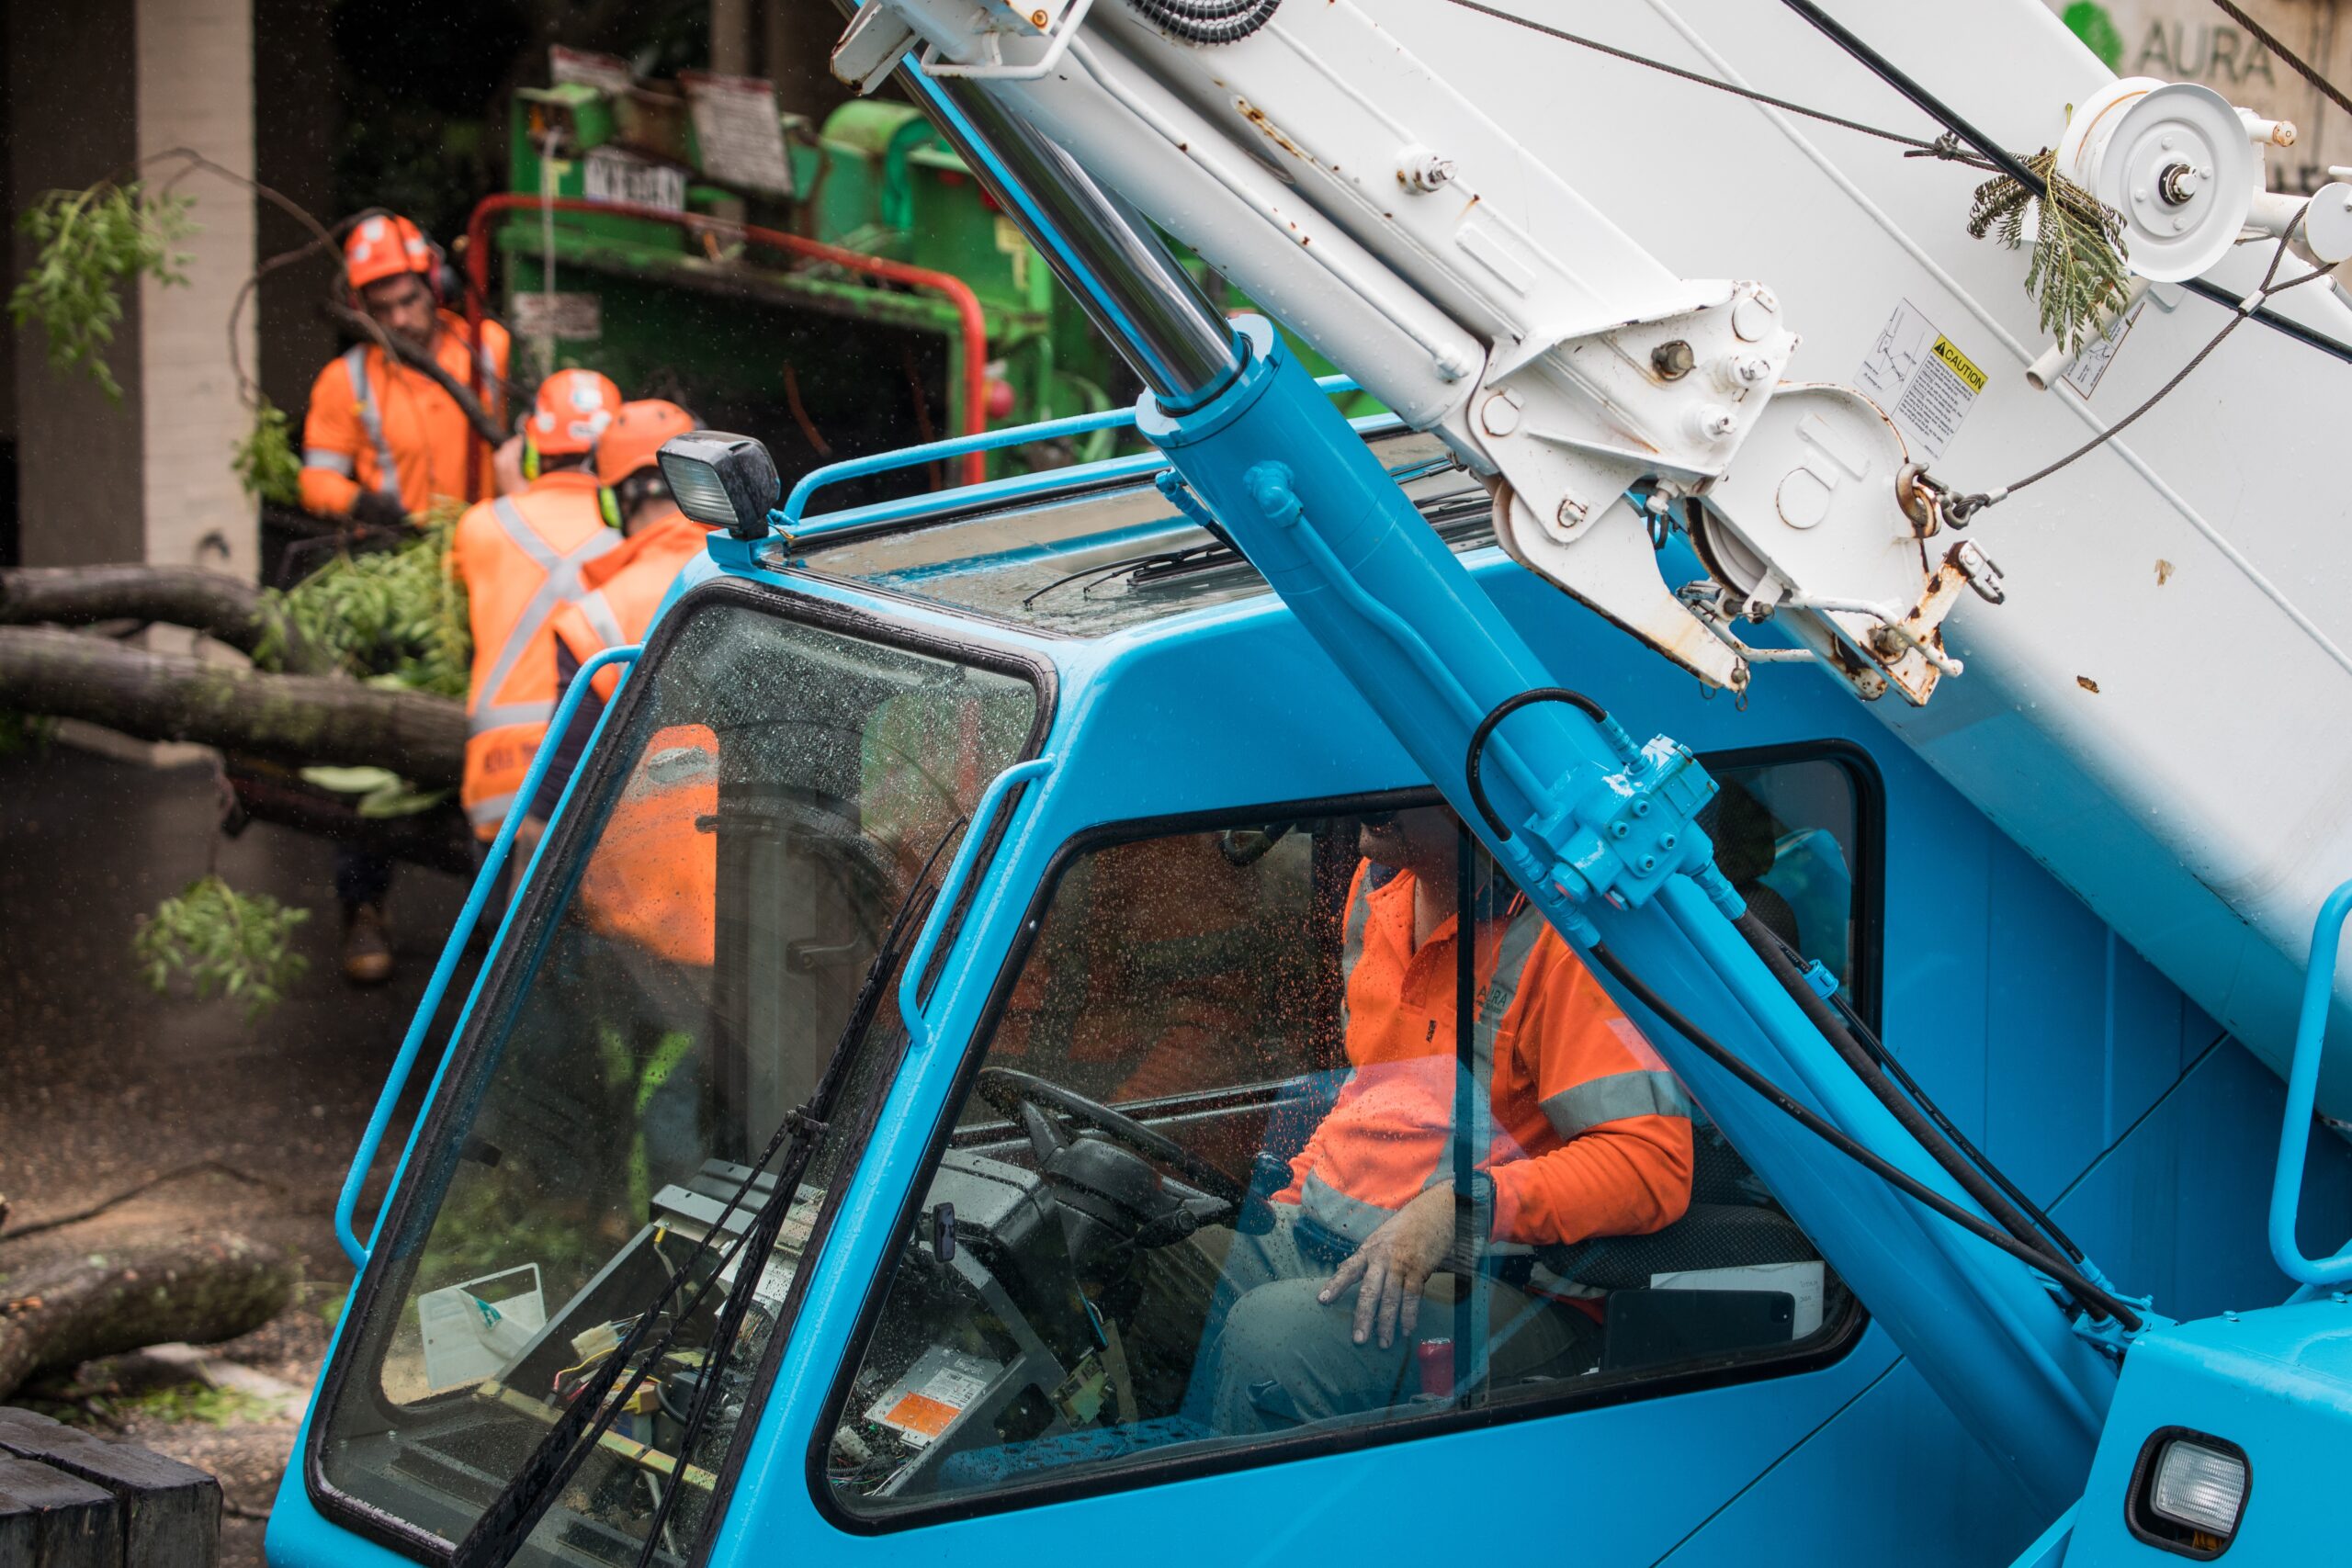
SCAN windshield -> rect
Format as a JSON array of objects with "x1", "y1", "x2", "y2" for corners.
[
  {"x1": 312, "y1": 591, "x2": 1038, "y2": 1565},
  {"x1": 797, "y1": 431, "x2": 1492, "y2": 637}
]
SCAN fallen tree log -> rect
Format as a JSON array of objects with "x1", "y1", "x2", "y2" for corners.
[
  {"x1": 0, "y1": 1231, "x2": 297, "y2": 1403},
  {"x1": 0, "y1": 626, "x2": 464, "y2": 786},
  {"x1": 0, "y1": 565, "x2": 331, "y2": 673}
]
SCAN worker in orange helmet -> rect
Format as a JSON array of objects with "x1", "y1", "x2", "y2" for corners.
[
  {"x1": 519, "y1": 400, "x2": 721, "y2": 967},
  {"x1": 301, "y1": 213, "x2": 512, "y2": 984},
  {"x1": 447, "y1": 368, "x2": 628, "y2": 888},
  {"x1": 300, "y1": 214, "x2": 510, "y2": 530}
]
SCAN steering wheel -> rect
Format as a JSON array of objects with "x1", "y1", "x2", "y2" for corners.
[{"x1": 973, "y1": 1066, "x2": 1249, "y2": 1218}]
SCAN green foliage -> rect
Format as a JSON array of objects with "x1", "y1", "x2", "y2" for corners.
[
  {"x1": 2062, "y1": 3, "x2": 2126, "y2": 72},
  {"x1": 8, "y1": 182, "x2": 195, "y2": 401},
  {"x1": 256, "y1": 504, "x2": 471, "y2": 697},
  {"x1": 131, "y1": 875, "x2": 311, "y2": 1022},
  {"x1": 232, "y1": 396, "x2": 303, "y2": 505},
  {"x1": 1969, "y1": 148, "x2": 2129, "y2": 355}
]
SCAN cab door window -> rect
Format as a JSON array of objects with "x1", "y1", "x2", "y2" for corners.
[{"x1": 823, "y1": 795, "x2": 1862, "y2": 1519}]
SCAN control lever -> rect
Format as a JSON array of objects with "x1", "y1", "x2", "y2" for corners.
[{"x1": 1235, "y1": 1151, "x2": 1291, "y2": 1236}]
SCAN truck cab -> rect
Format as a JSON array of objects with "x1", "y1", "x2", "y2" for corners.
[{"x1": 269, "y1": 416, "x2": 2352, "y2": 1568}]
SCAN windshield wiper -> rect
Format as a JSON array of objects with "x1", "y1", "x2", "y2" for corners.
[{"x1": 452, "y1": 818, "x2": 967, "y2": 1568}]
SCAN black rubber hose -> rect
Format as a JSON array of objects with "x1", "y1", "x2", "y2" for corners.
[
  {"x1": 1464, "y1": 686, "x2": 1610, "y2": 839},
  {"x1": 1732, "y1": 909, "x2": 2070, "y2": 1268},
  {"x1": 1828, "y1": 986, "x2": 2086, "y2": 1262},
  {"x1": 1589, "y1": 942, "x2": 2140, "y2": 1328},
  {"x1": 1129, "y1": 0, "x2": 1282, "y2": 47}
]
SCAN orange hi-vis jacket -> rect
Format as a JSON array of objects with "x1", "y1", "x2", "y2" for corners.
[
  {"x1": 300, "y1": 310, "x2": 510, "y2": 518},
  {"x1": 545, "y1": 508, "x2": 720, "y2": 964},
  {"x1": 572, "y1": 724, "x2": 718, "y2": 968},
  {"x1": 450, "y1": 470, "x2": 622, "y2": 836},
  {"x1": 548, "y1": 508, "x2": 709, "y2": 698},
  {"x1": 1277, "y1": 864, "x2": 1694, "y2": 1250}
]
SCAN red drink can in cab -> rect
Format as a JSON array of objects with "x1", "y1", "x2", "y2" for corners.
[{"x1": 1416, "y1": 1337, "x2": 1453, "y2": 1397}]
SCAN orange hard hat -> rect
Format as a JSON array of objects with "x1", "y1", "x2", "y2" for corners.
[
  {"x1": 596, "y1": 400, "x2": 700, "y2": 488},
  {"x1": 528, "y1": 368, "x2": 625, "y2": 457},
  {"x1": 345, "y1": 213, "x2": 435, "y2": 292}
]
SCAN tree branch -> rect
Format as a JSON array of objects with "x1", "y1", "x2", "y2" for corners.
[
  {"x1": 0, "y1": 1231, "x2": 297, "y2": 1402},
  {"x1": 0, "y1": 626, "x2": 463, "y2": 785},
  {"x1": 322, "y1": 301, "x2": 508, "y2": 443},
  {"x1": 0, "y1": 566, "x2": 331, "y2": 674}
]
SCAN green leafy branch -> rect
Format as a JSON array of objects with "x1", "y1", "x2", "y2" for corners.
[
  {"x1": 254, "y1": 502, "x2": 471, "y2": 698},
  {"x1": 1968, "y1": 147, "x2": 2129, "y2": 355},
  {"x1": 8, "y1": 182, "x2": 195, "y2": 401},
  {"x1": 231, "y1": 396, "x2": 303, "y2": 506},
  {"x1": 12, "y1": 148, "x2": 396, "y2": 499},
  {"x1": 132, "y1": 875, "x2": 311, "y2": 1023}
]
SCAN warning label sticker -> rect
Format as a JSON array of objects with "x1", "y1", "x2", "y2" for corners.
[
  {"x1": 2061, "y1": 292, "x2": 2149, "y2": 398},
  {"x1": 1856, "y1": 299, "x2": 1984, "y2": 459}
]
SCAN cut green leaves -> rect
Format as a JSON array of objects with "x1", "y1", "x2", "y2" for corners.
[
  {"x1": 9, "y1": 182, "x2": 195, "y2": 400},
  {"x1": 232, "y1": 396, "x2": 303, "y2": 505},
  {"x1": 256, "y1": 505, "x2": 471, "y2": 699},
  {"x1": 1968, "y1": 148, "x2": 2129, "y2": 355},
  {"x1": 132, "y1": 875, "x2": 311, "y2": 1022}
]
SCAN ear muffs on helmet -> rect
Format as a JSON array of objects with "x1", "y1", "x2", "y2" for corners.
[
  {"x1": 599, "y1": 486, "x2": 621, "y2": 528},
  {"x1": 522, "y1": 440, "x2": 541, "y2": 483}
]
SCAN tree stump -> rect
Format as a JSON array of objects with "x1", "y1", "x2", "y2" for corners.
[{"x1": 0, "y1": 1407, "x2": 220, "y2": 1568}]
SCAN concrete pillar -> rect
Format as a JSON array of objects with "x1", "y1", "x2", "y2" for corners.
[
  {"x1": 6, "y1": 0, "x2": 256, "y2": 579},
  {"x1": 135, "y1": 0, "x2": 257, "y2": 582},
  {"x1": 7, "y1": 0, "x2": 144, "y2": 570}
]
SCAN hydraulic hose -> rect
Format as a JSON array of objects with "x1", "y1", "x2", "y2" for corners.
[
  {"x1": 1128, "y1": 0, "x2": 1283, "y2": 47},
  {"x1": 1461, "y1": 682, "x2": 2098, "y2": 1294},
  {"x1": 1732, "y1": 910, "x2": 2086, "y2": 1273},
  {"x1": 1589, "y1": 940, "x2": 2141, "y2": 1328},
  {"x1": 1829, "y1": 985, "x2": 2086, "y2": 1262}
]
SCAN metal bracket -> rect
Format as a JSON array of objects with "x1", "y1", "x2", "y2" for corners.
[
  {"x1": 2056, "y1": 1264, "x2": 2167, "y2": 1360},
  {"x1": 1516, "y1": 733, "x2": 1731, "y2": 919}
]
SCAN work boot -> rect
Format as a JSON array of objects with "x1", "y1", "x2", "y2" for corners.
[{"x1": 342, "y1": 902, "x2": 395, "y2": 986}]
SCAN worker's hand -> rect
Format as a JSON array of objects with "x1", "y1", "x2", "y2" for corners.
[
  {"x1": 349, "y1": 490, "x2": 410, "y2": 531},
  {"x1": 1319, "y1": 1180, "x2": 1456, "y2": 1349}
]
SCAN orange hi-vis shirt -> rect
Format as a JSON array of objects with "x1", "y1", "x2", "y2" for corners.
[
  {"x1": 450, "y1": 470, "x2": 619, "y2": 836},
  {"x1": 1278, "y1": 864, "x2": 1693, "y2": 1249},
  {"x1": 549, "y1": 508, "x2": 711, "y2": 700},
  {"x1": 572, "y1": 724, "x2": 718, "y2": 968},
  {"x1": 299, "y1": 310, "x2": 510, "y2": 518}
]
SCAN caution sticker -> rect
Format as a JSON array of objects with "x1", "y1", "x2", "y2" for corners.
[{"x1": 1856, "y1": 299, "x2": 1984, "y2": 458}]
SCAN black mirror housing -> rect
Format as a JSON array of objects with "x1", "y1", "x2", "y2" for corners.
[{"x1": 657, "y1": 430, "x2": 783, "y2": 540}]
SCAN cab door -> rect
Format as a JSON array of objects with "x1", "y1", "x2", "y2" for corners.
[{"x1": 706, "y1": 761, "x2": 1952, "y2": 1568}]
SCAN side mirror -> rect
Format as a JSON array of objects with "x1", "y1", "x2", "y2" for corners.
[{"x1": 657, "y1": 430, "x2": 782, "y2": 540}]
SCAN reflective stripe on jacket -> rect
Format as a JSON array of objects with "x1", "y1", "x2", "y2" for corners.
[
  {"x1": 548, "y1": 508, "x2": 709, "y2": 699},
  {"x1": 298, "y1": 310, "x2": 508, "y2": 518},
  {"x1": 1280, "y1": 862, "x2": 1694, "y2": 1248},
  {"x1": 450, "y1": 471, "x2": 616, "y2": 835}
]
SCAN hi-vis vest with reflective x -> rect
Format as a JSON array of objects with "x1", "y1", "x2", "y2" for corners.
[
  {"x1": 339, "y1": 343, "x2": 493, "y2": 498},
  {"x1": 458, "y1": 491, "x2": 624, "y2": 833}
]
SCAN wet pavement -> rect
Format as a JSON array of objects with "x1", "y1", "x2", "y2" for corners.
[{"x1": 0, "y1": 742, "x2": 477, "y2": 1562}]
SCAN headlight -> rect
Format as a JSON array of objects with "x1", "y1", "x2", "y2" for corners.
[
  {"x1": 657, "y1": 431, "x2": 782, "y2": 540},
  {"x1": 2132, "y1": 1429, "x2": 2249, "y2": 1558}
]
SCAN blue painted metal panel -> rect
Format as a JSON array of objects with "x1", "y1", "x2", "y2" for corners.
[
  {"x1": 1661, "y1": 1356, "x2": 2041, "y2": 1567},
  {"x1": 2053, "y1": 1040, "x2": 2352, "y2": 1323},
  {"x1": 1987, "y1": 834, "x2": 2112, "y2": 1204},
  {"x1": 2065, "y1": 1299, "x2": 2352, "y2": 1566}
]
